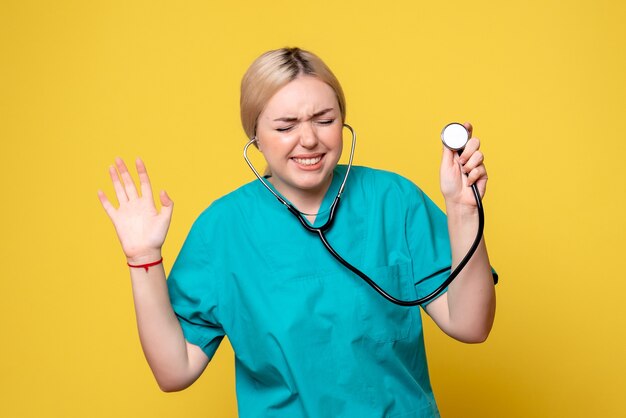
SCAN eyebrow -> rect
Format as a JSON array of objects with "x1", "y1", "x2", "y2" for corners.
[{"x1": 273, "y1": 108, "x2": 335, "y2": 123}]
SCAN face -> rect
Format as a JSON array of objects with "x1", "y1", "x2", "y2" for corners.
[{"x1": 255, "y1": 75, "x2": 343, "y2": 203}]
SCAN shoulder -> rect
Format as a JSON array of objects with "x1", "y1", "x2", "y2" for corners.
[
  {"x1": 190, "y1": 179, "x2": 260, "y2": 233},
  {"x1": 344, "y1": 166, "x2": 444, "y2": 219},
  {"x1": 345, "y1": 165, "x2": 425, "y2": 198}
]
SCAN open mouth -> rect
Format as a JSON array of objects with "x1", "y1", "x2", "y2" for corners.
[
  {"x1": 291, "y1": 154, "x2": 326, "y2": 169},
  {"x1": 291, "y1": 155, "x2": 323, "y2": 166}
]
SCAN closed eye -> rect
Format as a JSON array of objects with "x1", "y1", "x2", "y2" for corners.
[{"x1": 275, "y1": 118, "x2": 335, "y2": 132}]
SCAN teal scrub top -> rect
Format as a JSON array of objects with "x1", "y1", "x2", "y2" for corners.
[{"x1": 167, "y1": 165, "x2": 467, "y2": 417}]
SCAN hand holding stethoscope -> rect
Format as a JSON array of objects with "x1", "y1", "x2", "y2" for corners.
[{"x1": 440, "y1": 122, "x2": 488, "y2": 210}]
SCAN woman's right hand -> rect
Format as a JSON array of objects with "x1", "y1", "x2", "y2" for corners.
[{"x1": 98, "y1": 157, "x2": 173, "y2": 264}]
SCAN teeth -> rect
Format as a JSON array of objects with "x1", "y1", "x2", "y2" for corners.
[{"x1": 293, "y1": 156, "x2": 322, "y2": 166}]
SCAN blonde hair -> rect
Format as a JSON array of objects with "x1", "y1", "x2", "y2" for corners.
[{"x1": 240, "y1": 47, "x2": 346, "y2": 139}]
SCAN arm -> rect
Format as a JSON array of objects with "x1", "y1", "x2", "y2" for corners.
[
  {"x1": 128, "y1": 257, "x2": 210, "y2": 391},
  {"x1": 98, "y1": 157, "x2": 209, "y2": 391},
  {"x1": 424, "y1": 123, "x2": 496, "y2": 343}
]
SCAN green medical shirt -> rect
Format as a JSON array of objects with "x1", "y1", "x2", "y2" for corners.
[{"x1": 167, "y1": 165, "x2": 474, "y2": 417}]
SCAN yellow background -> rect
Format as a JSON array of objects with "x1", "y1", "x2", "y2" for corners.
[{"x1": 1, "y1": 0, "x2": 625, "y2": 417}]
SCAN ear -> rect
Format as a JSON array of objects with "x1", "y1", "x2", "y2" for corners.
[{"x1": 254, "y1": 137, "x2": 263, "y2": 152}]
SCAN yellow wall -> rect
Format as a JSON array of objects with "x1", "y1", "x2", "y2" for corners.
[{"x1": 1, "y1": 0, "x2": 625, "y2": 416}]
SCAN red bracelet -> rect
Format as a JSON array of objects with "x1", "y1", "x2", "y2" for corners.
[{"x1": 127, "y1": 257, "x2": 163, "y2": 272}]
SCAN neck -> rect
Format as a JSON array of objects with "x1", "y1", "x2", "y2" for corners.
[{"x1": 268, "y1": 173, "x2": 334, "y2": 221}]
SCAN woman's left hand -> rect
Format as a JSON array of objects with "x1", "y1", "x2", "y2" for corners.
[{"x1": 439, "y1": 122, "x2": 488, "y2": 210}]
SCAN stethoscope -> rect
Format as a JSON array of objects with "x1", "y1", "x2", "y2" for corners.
[{"x1": 243, "y1": 123, "x2": 483, "y2": 306}]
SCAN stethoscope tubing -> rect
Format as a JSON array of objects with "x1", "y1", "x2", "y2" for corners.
[
  {"x1": 243, "y1": 124, "x2": 356, "y2": 219},
  {"x1": 243, "y1": 125, "x2": 484, "y2": 306},
  {"x1": 318, "y1": 182, "x2": 483, "y2": 306}
]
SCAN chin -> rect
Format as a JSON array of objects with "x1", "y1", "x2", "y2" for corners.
[
  {"x1": 287, "y1": 172, "x2": 331, "y2": 193},
  {"x1": 292, "y1": 179, "x2": 326, "y2": 192}
]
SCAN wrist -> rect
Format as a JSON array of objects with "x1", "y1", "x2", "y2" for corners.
[
  {"x1": 444, "y1": 201, "x2": 479, "y2": 222},
  {"x1": 126, "y1": 251, "x2": 163, "y2": 265},
  {"x1": 128, "y1": 257, "x2": 163, "y2": 272}
]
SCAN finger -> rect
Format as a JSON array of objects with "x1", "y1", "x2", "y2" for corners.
[
  {"x1": 135, "y1": 158, "x2": 154, "y2": 203},
  {"x1": 461, "y1": 150, "x2": 484, "y2": 174},
  {"x1": 458, "y1": 137, "x2": 480, "y2": 164},
  {"x1": 463, "y1": 122, "x2": 473, "y2": 138},
  {"x1": 159, "y1": 190, "x2": 174, "y2": 218},
  {"x1": 97, "y1": 190, "x2": 116, "y2": 219},
  {"x1": 115, "y1": 157, "x2": 139, "y2": 200},
  {"x1": 109, "y1": 165, "x2": 128, "y2": 203},
  {"x1": 477, "y1": 175, "x2": 487, "y2": 199},
  {"x1": 466, "y1": 165, "x2": 487, "y2": 187}
]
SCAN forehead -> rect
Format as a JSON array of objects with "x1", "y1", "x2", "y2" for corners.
[{"x1": 262, "y1": 76, "x2": 338, "y2": 117}]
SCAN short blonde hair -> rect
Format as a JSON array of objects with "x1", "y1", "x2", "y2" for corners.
[{"x1": 240, "y1": 47, "x2": 346, "y2": 139}]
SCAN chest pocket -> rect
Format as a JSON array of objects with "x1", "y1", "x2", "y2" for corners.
[{"x1": 356, "y1": 262, "x2": 417, "y2": 343}]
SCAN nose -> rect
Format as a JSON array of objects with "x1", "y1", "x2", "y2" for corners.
[{"x1": 298, "y1": 122, "x2": 319, "y2": 149}]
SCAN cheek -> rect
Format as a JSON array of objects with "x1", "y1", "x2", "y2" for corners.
[
  {"x1": 332, "y1": 127, "x2": 345, "y2": 151},
  {"x1": 259, "y1": 135, "x2": 293, "y2": 158}
]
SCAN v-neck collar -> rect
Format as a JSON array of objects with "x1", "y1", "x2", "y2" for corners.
[{"x1": 259, "y1": 165, "x2": 344, "y2": 228}]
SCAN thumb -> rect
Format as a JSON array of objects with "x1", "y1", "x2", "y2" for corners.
[
  {"x1": 441, "y1": 145, "x2": 456, "y2": 169},
  {"x1": 159, "y1": 190, "x2": 174, "y2": 215}
]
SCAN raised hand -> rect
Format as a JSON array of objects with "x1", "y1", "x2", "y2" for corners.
[
  {"x1": 98, "y1": 157, "x2": 173, "y2": 264},
  {"x1": 439, "y1": 122, "x2": 488, "y2": 210}
]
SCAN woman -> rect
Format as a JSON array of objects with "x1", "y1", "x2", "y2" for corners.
[{"x1": 98, "y1": 47, "x2": 496, "y2": 417}]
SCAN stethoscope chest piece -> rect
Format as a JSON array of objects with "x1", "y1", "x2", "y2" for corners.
[{"x1": 441, "y1": 122, "x2": 469, "y2": 151}]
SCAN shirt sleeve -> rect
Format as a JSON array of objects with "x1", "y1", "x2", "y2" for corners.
[
  {"x1": 405, "y1": 184, "x2": 454, "y2": 306},
  {"x1": 167, "y1": 212, "x2": 225, "y2": 360},
  {"x1": 406, "y1": 182, "x2": 499, "y2": 307}
]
